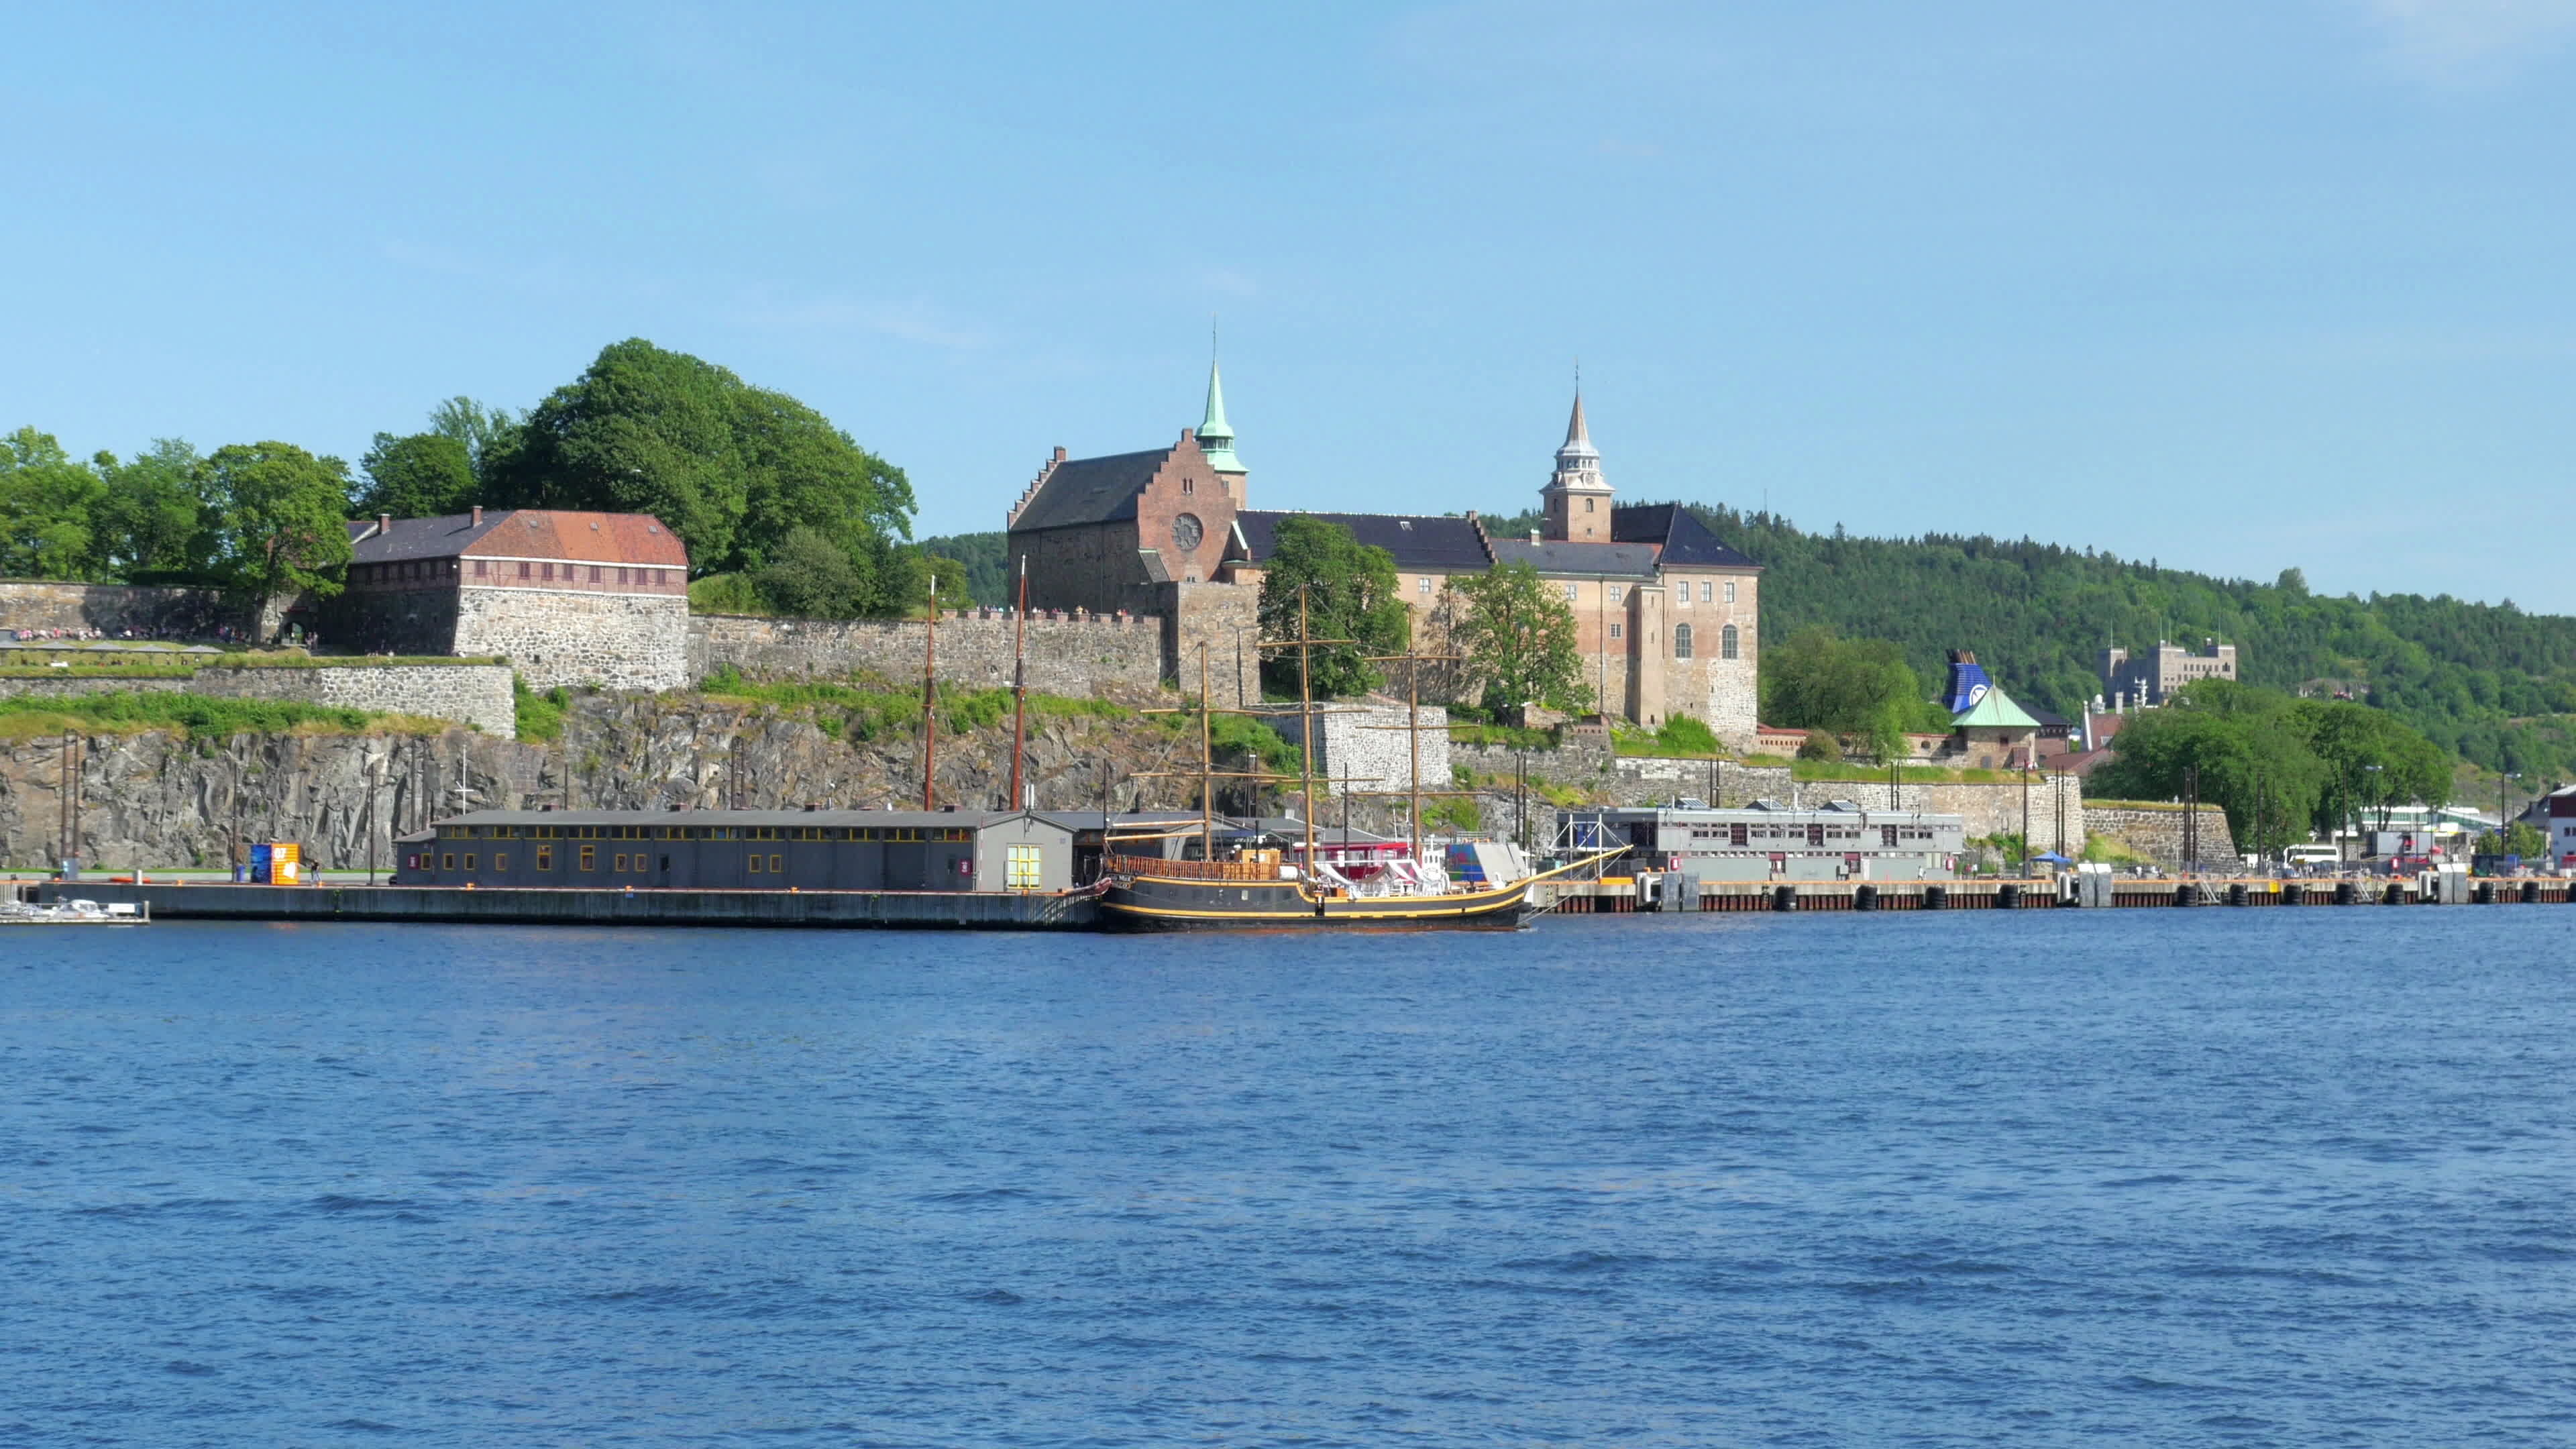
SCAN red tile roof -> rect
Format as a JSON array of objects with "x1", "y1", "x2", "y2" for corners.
[{"x1": 349, "y1": 510, "x2": 688, "y2": 568}]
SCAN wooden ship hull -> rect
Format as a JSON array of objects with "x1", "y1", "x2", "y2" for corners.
[{"x1": 1098, "y1": 863, "x2": 1532, "y2": 930}]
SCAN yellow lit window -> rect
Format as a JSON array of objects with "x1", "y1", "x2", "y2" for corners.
[
  {"x1": 580, "y1": 847, "x2": 596, "y2": 871},
  {"x1": 537, "y1": 847, "x2": 553, "y2": 871},
  {"x1": 1006, "y1": 845, "x2": 1041, "y2": 890}
]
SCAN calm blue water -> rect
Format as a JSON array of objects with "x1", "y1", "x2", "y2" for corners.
[{"x1": 5, "y1": 912, "x2": 2573, "y2": 1446}]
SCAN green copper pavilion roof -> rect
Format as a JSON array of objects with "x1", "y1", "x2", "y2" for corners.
[
  {"x1": 1198, "y1": 360, "x2": 1244, "y2": 473},
  {"x1": 1951, "y1": 686, "x2": 2041, "y2": 731}
]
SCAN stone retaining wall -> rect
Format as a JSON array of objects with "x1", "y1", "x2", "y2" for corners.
[
  {"x1": 2082, "y1": 804, "x2": 2240, "y2": 869},
  {"x1": 690, "y1": 610, "x2": 1167, "y2": 698},
  {"x1": 0, "y1": 663, "x2": 515, "y2": 735}
]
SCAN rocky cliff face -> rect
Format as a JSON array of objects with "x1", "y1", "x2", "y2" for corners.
[{"x1": 0, "y1": 693, "x2": 1263, "y2": 871}]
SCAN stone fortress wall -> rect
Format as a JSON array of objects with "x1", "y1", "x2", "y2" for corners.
[
  {"x1": 689, "y1": 609, "x2": 1168, "y2": 697},
  {"x1": 0, "y1": 580, "x2": 233, "y2": 636},
  {"x1": 1263, "y1": 703, "x2": 1453, "y2": 793},
  {"x1": 455, "y1": 588, "x2": 690, "y2": 692}
]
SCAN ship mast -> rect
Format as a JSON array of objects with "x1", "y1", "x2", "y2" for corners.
[
  {"x1": 1299, "y1": 587, "x2": 1316, "y2": 882},
  {"x1": 1199, "y1": 645, "x2": 1214, "y2": 864},
  {"x1": 920, "y1": 569, "x2": 938, "y2": 811},
  {"x1": 1009, "y1": 554, "x2": 1028, "y2": 812},
  {"x1": 1360, "y1": 647, "x2": 1463, "y2": 865}
]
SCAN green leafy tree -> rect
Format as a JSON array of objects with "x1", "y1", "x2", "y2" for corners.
[
  {"x1": 93, "y1": 439, "x2": 211, "y2": 580},
  {"x1": 2290, "y1": 696, "x2": 2451, "y2": 838},
  {"x1": 912, "y1": 552, "x2": 973, "y2": 613},
  {"x1": 355, "y1": 432, "x2": 478, "y2": 518},
  {"x1": 2092, "y1": 682, "x2": 2329, "y2": 855},
  {"x1": 428, "y1": 396, "x2": 523, "y2": 485},
  {"x1": 733, "y1": 386, "x2": 915, "y2": 564},
  {"x1": 500, "y1": 339, "x2": 753, "y2": 568},
  {"x1": 920, "y1": 531, "x2": 1009, "y2": 606},
  {"x1": 1439, "y1": 559, "x2": 1591, "y2": 713},
  {"x1": 199, "y1": 441, "x2": 356, "y2": 612},
  {"x1": 499, "y1": 340, "x2": 916, "y2": 605},
  {"x1": 1256, "y1": 517, "x2": 1409, "y2": 698},
  {"x1": 751, "y1": 527, "x2": 873, "y2": 618},
  {"x1": 0, "y1": 427, "x2": 107, "y2": 578},
  {"x1": 2497, "y1": 820, "x2": 2548, "y2": 858},
  {"x1": 1761, "y1": 625, "x2": 1943, "y2": 761}
]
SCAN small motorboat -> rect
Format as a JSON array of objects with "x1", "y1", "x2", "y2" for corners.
[{"x1": 0, "y1": 898, "x2": 149, "y2": 925}]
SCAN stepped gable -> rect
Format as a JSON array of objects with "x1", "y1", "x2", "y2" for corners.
[
  {"x1": 1609, "y1": 504, "x2": 1759, "y2": 570},
  {"x1": 1229, "y1": 511, "x2": 1492, "y2": 573},
  {"x1": 1006, "y1": 447, "x2": 1179, "y2": 531}
]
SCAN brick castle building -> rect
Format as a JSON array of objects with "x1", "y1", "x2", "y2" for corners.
[{"x1": 1005, "y1": 368, "x2": 1763, "y2": 743}]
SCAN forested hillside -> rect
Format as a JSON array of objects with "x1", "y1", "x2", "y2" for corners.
[
  {"x1": 887, "y1": 511, "x2": 2576, "y2": 777},
  {"x1": 1668, "y1": 504, "x2": 2576, "y2": 777}
]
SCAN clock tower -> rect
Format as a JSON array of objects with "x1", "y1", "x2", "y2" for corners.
[{"x1": 1540, "y1": 389, "x2": 1613, "y2": 541}]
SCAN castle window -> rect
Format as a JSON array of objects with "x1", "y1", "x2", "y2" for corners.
[
  {"x1": 1563, "y1": 583, "x2": 1578, "y2": 603},
  {"x1": 1675, "y1": 582, "x2": 1689, "y2": 606},
  {"x1": 1674, "y1": 623, "x2": 1694, "y2": 659},
  {"x1": 1607, "y1": 585, "x2": 1622, "y2": 604},
  {"x1": 1182, "y1": 477, "x2": 1195, "y2": 494},
  {"x1": 1721, "y1": 625, "x2": 1739, "y2": 660},
  {"x1": 1723, "y1": 581, "x2": 1736, "y2": 604},
  {"x1": 519, "y1": 561, "x2": 530, "y2": 578},
  {"x1": 1419, "y1": 576, "x2": 1432, "y2": 596},
  {"x1": 1609, "y1": 622, "x2": 1623, "y2": 640},
  {"x1": 1702, "y1": 581, "x2": 1713, "y2": 602},
  {"x1": 1584, "y1": 498, "x2": 1595, "y2": 513}
]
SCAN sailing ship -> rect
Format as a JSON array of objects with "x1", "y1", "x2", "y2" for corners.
[{"x1": 1095, "y1": 592, "x2": 1601, "y2": 930}]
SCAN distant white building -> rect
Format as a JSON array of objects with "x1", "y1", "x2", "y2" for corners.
[{"x1": 2100, "y1": 639, "x2": 2238, "y2": 708}]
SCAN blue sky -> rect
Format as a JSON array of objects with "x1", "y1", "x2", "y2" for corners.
[{"x1": 9, "y1": 2, "x2": 2576, "y2": 608}]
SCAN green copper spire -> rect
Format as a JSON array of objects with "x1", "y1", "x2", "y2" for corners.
[{"x1": 1198, "y1": 358, "x2": 1244, "y2": 474}]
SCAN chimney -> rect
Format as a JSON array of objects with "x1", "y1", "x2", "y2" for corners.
[
  {"x1": 472, "y1": 504, "x2": 483, "y2": 526},
  {"x1": 1465, "y1": 509, "x2": 1478, "y2": 521},
  {"x1": 378, "y1": 513, "x2": 391, "y2": 536},
  {"x1": 1529, "y1": 529, "x2": 1540, "y2": 544},
  {"x1": 1053, "y1": 446, "x2": 1066, "y2": 462}
]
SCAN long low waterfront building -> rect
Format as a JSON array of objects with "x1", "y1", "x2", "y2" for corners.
[
  {"x1": 1559, "y1": 800, "x2": 1968, "y2": 881},
  {"x1": 397, "y1": 808, "x2": 1084, "y2": 892}
]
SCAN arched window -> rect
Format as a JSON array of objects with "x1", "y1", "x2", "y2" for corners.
[
  {"x1": 1721, "y1": 625, "x2": 1739, "y2": 660},
  {"x1": 1674, "y1": 623, "x2": 1694, "y2": 659}
]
